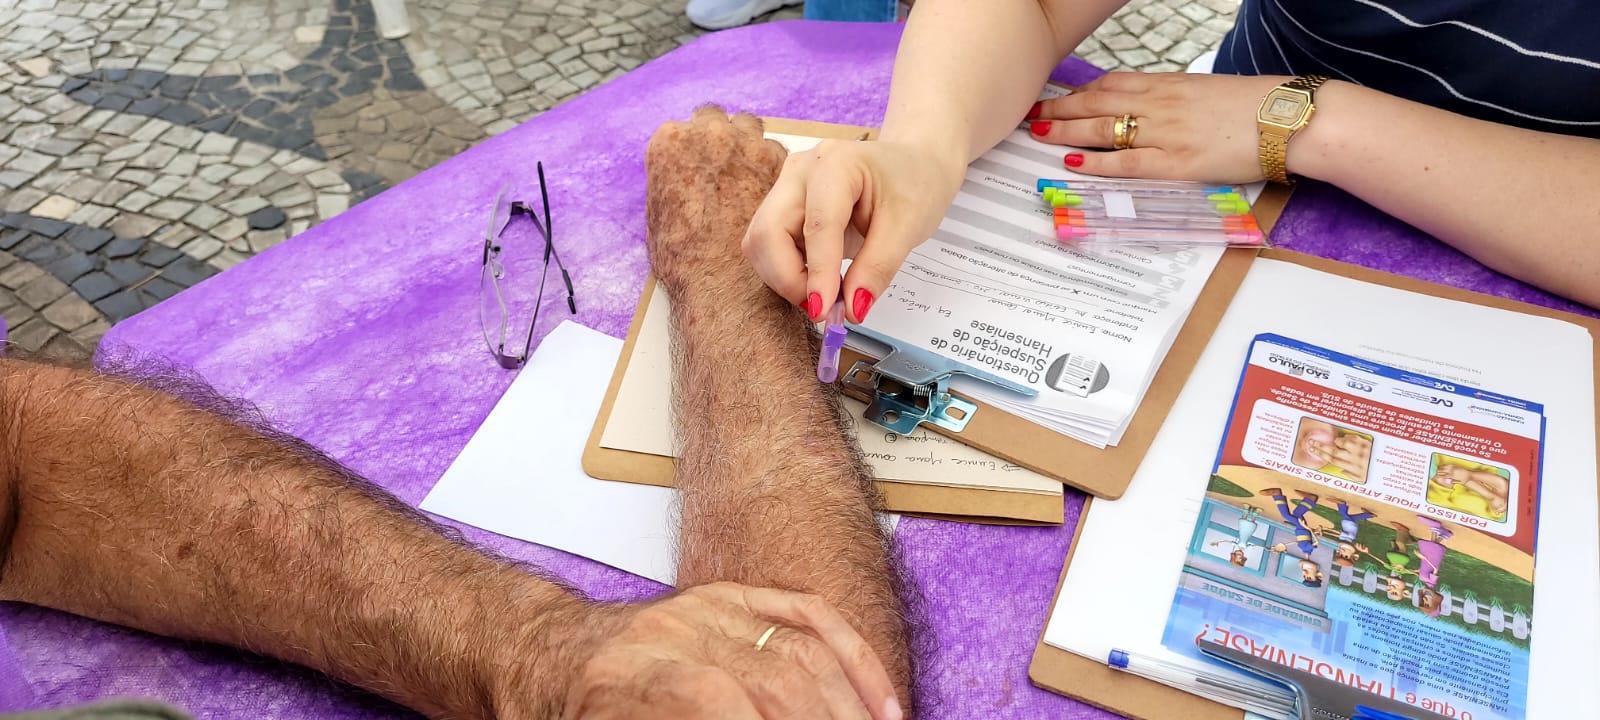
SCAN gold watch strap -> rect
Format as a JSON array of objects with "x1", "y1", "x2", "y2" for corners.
[
  {"x1": 1285, "y1": 74, "x2": 1329, "y2": 93},
  {"x1": 1259, "y1": 75, "x2": 1329, "y2": 185},
  {"x1": 1259, "y1": 131, "x2": 1291, "y2": 185}
]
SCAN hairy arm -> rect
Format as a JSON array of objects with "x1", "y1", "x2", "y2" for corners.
[
  {"x1": 647, "y1": 112, "x2": 916, "y2": 711},
  {"x1": 668, "y1": 268, "x2": 913, "y2": 691},
  {"x1": 0, "y1": 359, "x2": 592, "y2": 719},
  {"x1": 1292, "y1": 82, "x2": 1600, "y2": 308},
  {"x1": 880, "y1": 0, "x2": 1128, "y2": 166}
]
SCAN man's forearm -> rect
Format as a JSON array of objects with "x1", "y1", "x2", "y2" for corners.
[
  {"x1": 666, "y1": 277, "x2": 915, "y2": 698},
  {"x1": 0, "y1": 360, "x2": 590, "y2": 719}
]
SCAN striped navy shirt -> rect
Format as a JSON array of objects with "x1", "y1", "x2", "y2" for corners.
[{"x1": 1214, "y1": 0, "x2": 1600, "y2": 138}]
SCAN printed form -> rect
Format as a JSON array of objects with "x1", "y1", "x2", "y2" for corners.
[{"x1": 848, "y1": 128, "x2": 1234, "y2": 447}]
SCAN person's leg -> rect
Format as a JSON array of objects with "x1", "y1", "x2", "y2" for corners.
[
  {"x1": 686, "y1": 0, "x2": 802, "y2": 31},
  {"x1": 804, "y1": 0, "x2": 899, "y2": 22},
  {"x1": 645, "y1": 107, "x2": 915, "y2": 709},
  {"x1": 1260, "y1": 487, "x2": 1294, "y2": 521},
  {"x1": 1389, "y1": 521, "x2": 1416, "y2": 553}
]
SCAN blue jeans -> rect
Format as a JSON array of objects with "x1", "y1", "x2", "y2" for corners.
[{"x1": 804, "y1": 0, "x2": 897, "y2": 22}]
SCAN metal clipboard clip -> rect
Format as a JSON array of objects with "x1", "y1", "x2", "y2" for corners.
[
  {"x1": 838, "y1": 323, "x2": 1038, "y2": 435},
  {"x1": 1197, "y1": 640, "x2": 1452, "y2": 720}
]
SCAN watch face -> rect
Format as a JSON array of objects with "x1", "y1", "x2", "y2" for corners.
[{"x1": 1260, "y1": 89, "x2": 1309, "y2": 125}]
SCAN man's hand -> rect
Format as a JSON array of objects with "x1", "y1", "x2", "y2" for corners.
[
  {"x1": 645, "y1": 105, "x2": 788, "y2": 300},
  {"x1": 548, "y1": 583, "x2": 901, "y2": 720}
]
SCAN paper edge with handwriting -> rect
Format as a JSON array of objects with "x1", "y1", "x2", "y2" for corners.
[{"x1": 598, "y1": 282, "x2": 1064, "y2": 496}]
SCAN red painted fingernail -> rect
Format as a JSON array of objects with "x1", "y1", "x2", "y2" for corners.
[
  {"x1": 1064, "y1": 153, "x2": 1085, "y2": 168},
  {"x1": 806, "y1": 292, "x2": 822, "y2": 321},
  {"x1": 1030, "y1": 120, "x2": 1051, "y2": 136},
  {"x1": 1026, "y1": 101, "x2": 1043, "y2": 120},
  {"x1": 852, "y1": 288, "x2": 875, "y2": 322}
]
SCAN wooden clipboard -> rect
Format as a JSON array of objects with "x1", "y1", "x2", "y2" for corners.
[
  {"x1": 582, "y1": 274, "x2": 1065, "y2": 524},
  {"x1": 1027, "y1": 248, "x2": 1600, "y2": 718}
]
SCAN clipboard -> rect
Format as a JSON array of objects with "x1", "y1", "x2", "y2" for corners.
[
  {"x1": 1027, "y1": 247, "x2": 1600, "y2": 719},
  {"x1": 582, "y1": 273, "x2": 1066, "y2": 524},
  {"x1": 581, "y1": 116, "x2": 1289, "y2": 518},
  {"x1": 584, "y1": 117, "x2": 1076, "y2": 524}
]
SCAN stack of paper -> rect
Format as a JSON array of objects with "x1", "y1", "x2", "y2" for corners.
[{"x1": 846, "y1": 128, "x2": 1256, "y2": 448}]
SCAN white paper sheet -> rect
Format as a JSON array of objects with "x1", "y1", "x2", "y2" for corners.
[
  {"x1": 421, "y1": 321, "x2": 681, "y2": 585},
  {"x1": 1042, "y1": 260, "x2": 1599, "y2": 718}
]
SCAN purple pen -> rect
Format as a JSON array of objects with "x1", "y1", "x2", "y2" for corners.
[{"x1": 817, "y1": 299, "x2": 848, "y2": 383}]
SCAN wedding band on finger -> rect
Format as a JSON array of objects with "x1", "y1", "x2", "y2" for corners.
[
  {"x1": 755, "y1": 625, "x2": 779, "y2": 652},
  {"x1": 1112, "y1": 114, "x2": 1140, "y2": 150}
]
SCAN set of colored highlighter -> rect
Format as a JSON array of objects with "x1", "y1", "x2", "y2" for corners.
[{"x1": 1037, "y1": 178, "x2": 1265, "y2": 247}]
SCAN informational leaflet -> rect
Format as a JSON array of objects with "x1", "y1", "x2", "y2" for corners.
[
  {"x1": 1042, "y1": 259, "x2": 1597, "y2": 720},
  {"x1": 846, "y1": 128, "x2": 1228, "y2": 447},
  {"x1": 1162, "y1": 333, "x2": 1543, "y2": 720}
]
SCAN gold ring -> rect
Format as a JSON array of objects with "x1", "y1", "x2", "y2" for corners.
[
  {"x1": 1112, "y1": 114, "x2": 1139, "y2": 150},
  {"x1": 755, "y1": 625, "x2": 779, "y2": 651}
]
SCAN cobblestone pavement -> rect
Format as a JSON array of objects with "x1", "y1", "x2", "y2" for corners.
[{"x1": 1, "y1": 0, "x2": 1238, "y2": 358}]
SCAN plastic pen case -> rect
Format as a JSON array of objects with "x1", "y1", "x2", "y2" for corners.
[{"x1": 1036, "y1": 178, "x2": 1264, "y2": 247}]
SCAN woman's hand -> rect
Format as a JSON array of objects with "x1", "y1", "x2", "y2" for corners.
[
  {"x1": 742, "y1": 138, "x2": 967, "y2": 323},
  {"x1": 1027, "y1": 71, "x2": 1290, "y2": 183}
]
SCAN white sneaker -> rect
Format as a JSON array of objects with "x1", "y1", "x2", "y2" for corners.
[{"x1": 686, "y1": 0, "x2": 803, "y2": 30}]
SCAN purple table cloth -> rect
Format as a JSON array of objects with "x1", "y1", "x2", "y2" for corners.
[{"x1": 7, "y1": 19, "x2": 1594, "y2": 719}]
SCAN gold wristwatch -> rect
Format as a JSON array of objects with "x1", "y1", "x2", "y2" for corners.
[{"x1": 1256, "y1": 75, "x2": 1328, "y2": 185}]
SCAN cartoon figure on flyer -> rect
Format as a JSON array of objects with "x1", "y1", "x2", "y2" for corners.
[
  {"x1": 1353, "y1": 516, "x2": 1455, "y2": 615},
  {"x1": 1257, "y1": 488, "x2": 1329, "y2": 588},
  {"x1": 1327, "y1": 500, "x2": 1375, "y2": 568},
  {"x1": 1259, "y1": 487, "x2": 1321, "y2": 555},
  {"x1": 1429, "y1": 454, "x2": 1511, "y2": 522},
  {"x1": 1411, "y1": 515, "x2": 1454, "y2": 589},
  {"x1": 1353, "y1": 517, "x2": 1453, "y2": 606},
  {"x1": 1207, "y1": 504, "x2": 1263, "y2": 567},
  {"x1": 1355, "y1": 521, "x2": 1420, "y2": 600},
  {"x1": 1415, "y1": 586, "x2": 1445, "y2": 617},
  {"x1": 1265, "y1": 550, "x2": 1327, "y2": 589}
]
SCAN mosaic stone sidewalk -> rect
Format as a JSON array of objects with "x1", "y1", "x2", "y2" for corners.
[{"x1": 1, "y1": 0, "x2": 1239, "y2": 358}]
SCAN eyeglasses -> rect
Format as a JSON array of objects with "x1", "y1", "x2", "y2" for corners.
[{"x1": 479, "y1": 162, "x2": 576, "y2": 369}]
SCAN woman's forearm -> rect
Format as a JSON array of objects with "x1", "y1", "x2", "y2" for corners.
[
  {"x1": 1293, "y1": 81, "x2": 1600, "y2": 307},
  {"x1": 879, "y1": 0, "x2": 1128, "y2": 169}
]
